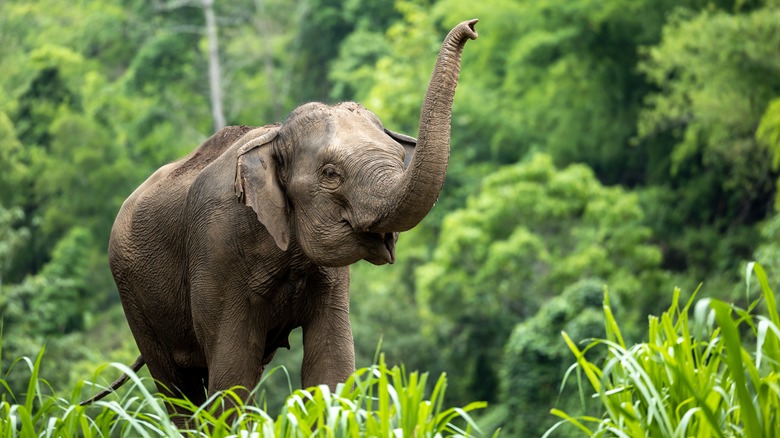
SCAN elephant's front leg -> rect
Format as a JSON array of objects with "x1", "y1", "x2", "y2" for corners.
[
  {"x1": 301, "y1": 269, "x2": 355, "y2": 390},
  {"x1": 192, "y1": 288, "x2": 269, "y2": 402}
]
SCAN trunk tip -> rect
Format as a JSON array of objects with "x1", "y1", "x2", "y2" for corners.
[{"x1": 462, "y1": 18, "x2": 479, "y2": 40}]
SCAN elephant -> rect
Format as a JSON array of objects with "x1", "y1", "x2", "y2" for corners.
[{"x1": 81, "y1": 19, "x2": 477, "y2": 422}]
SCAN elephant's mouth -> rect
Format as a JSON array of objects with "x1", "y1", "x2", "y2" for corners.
[
  {"x1": 382, "y1": 232, "x2": 396, "y2": 263},
  {"x1": 362, "y1": 231, "x2": 397, "y2": 265}
]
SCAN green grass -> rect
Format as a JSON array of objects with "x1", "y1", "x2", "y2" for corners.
[
  {"x1": 13, "y1": 267, "x2": 780, "y2": 438},
  {"x1": 0, "y1": 351, "x2": 490, "y2": 437},
  {"x1": 548, "y1": 262, "x2": 780, "y2": 437}
]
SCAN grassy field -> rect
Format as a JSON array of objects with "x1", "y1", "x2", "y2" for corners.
[
  {"x1": 549, "y1": 263, "x2": 780, "y2": 437},
  {"x1": 4, "y1": 264, "x2": 780, "y2": 437},
  {"x1": 0, "y1": 353, "x2": 488, "y2": 437}
]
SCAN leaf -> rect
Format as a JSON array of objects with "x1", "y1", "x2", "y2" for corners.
[{"x1": 710, "y1": 300, "x2": 761, "y2": 438}]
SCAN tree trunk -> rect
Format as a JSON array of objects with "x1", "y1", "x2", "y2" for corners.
[{"x1": 203, "y1": 0, "x2": 226, "y2": 131}]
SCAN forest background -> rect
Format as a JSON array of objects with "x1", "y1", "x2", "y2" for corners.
[{"x1": 1, "y1": 0, "x2": 780, "y2": 435}]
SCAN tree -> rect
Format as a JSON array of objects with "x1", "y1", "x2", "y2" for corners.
[
  {"x1": 498, "y1": 279, "x2": 609, "y2": 437},
  {"x1": 430, "y1": 0, "x2": 715, "y2": 171},
  {"x1": 414, "y1": 154, "x2": 662, "y2": 404},
  {"x1": 202, "y1": 0, "x2": 226, "y2": 131},
  {"x1": 0, "y1": 227, "x2": 96, "y2": 394},
  {"x1": 0, "y1": 110, "x2": 24, "y2": 208},
  {"x1": 0, "y1": 205, "x2": 28, "y2": 291},
  {"x1": 637, "y1": 5, "x2": 780, "y2": 279}
]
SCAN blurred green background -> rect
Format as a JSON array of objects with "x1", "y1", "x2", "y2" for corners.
[{"x1": 1, "y1": 0, "x2": 780, "y2": 435}]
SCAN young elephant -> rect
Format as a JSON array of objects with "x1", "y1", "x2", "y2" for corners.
[{"x1": 82, "y1": 19, "x2": 477, "y2": 420}]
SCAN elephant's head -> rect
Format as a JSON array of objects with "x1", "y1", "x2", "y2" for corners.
[{"x1": 234, "y1": 19, "x2": 478, "y2": 267}]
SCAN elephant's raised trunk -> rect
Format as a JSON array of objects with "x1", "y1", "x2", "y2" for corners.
[{"x1": 371, "y1": 19, "x2": 478, "y2": 233}]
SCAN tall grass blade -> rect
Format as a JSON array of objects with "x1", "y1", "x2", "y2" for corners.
[
  {"x1": 710, "y1": 300, "x2": 761, "y2": 437},
  {"x1": 603, "y1": 288, "x2": 625, "y2": 349},
  {"x1": 23, "y1": 346, "x2": 44, "y2": 415},
  {"x1": 561, "y1": 332, "x2": 601, "y2": 393}
]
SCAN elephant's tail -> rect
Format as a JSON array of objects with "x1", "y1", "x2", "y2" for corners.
[{"x1": 79, "y1": 355, "x2": 146, "y2": 406}]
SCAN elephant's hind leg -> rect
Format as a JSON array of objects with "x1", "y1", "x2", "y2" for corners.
[
  {"x1": 143, "y1": 356, "x2": 209, "y2": 427},
  {"x1": 167, "y1": 366, "x2": 209, "y2": 428},
  {"x1": 171, "y1": 366, "x2": 209, "y2": 405}
]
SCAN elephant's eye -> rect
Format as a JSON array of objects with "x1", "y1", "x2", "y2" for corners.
[
  {"x1": 322, "y1": 165, "x2": 339, "y2": 179},
  {"x1": 321, "y1": 165, "x2": 342, "y2": 190}
]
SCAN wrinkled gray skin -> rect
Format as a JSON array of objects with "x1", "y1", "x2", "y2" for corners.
[{"x1": 86, "y1": 20, "x2": 477, "y2": 422}]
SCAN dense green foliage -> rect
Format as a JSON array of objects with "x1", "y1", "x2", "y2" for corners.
[
  {"x1": 415, "y1": 154, "x2": 662, "y2": 404},
  {"x1": 499, "y1": 279, "x2": 608, "y2": 436},
  {"x1": 2, "y1": 0, "x2": 780, "y2": 435}
]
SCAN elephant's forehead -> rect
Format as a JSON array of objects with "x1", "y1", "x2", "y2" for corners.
[
  {"x1": 326, "y1": 121, "x2": 404, "y2": 157},
  {"x1": 332, "y1": 106, "x2": 379, "y2": 128},
  {"x1": 333, "y1": 101, "x2": 378, "y2": 120}
]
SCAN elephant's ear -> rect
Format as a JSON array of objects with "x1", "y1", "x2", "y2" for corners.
[
  {"x1": 234, "y1": 127, "x2": 290, "y2": 251},
  {"x1": 384, "y1": 128, "x2": 417, "y2": 169}
]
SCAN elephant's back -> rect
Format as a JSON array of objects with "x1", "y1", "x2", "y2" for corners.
[
  {"x1": 109, "y1": 125, "x2": 257, "y2": 306},
  {"x1": 111, "y1": 125, "x2": 257, "y2": 250},
  {"x1": 170, "y1": 125, "x2": 256, "y2": 179}
]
